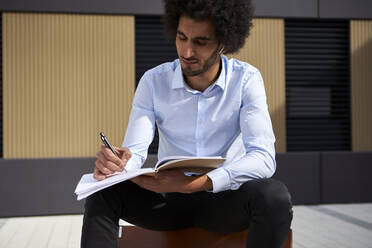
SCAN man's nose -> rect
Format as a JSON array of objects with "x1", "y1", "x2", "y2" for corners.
[{"x1": 184, "y1": 42, "x2": 195, "y2": 58}]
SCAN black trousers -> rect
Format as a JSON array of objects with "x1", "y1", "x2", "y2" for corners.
[{"x1": 81, "y1": 178, "x2": 293, "y2": 248}]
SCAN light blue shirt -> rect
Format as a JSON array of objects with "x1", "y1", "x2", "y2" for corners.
[{"x1": 123, "y1": 55, "x2": 276, "y2": 193}]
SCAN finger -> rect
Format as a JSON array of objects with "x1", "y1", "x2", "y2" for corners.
[
  {"x1": 104, "y1": 160, "x2": 123, "y2": 173},
  {"x1": 101, "y1": 146, "x2": 117, "y2": 160},
  {"x1": 93, "y1": 167, "x2": 106, "y2": 180},
  {"x1": 94, "y1": 167, "x2": 106, "y2": 180},
  {"x1": 102, "y1": 147, "x2": 125, "y2": 169},
  {"x1": 95, "y1": 159, "x2": 114, "y2": 175},
  {"x1": 96, "y1": 150, "x2": 108, "y2": 165},
  {"x1": 98, "y1": 150, "x2": 125, "y2": 171},
  {"x1": 122, "y1": 147, "x2": 132, "y2": 160},
  {"x1": 116, "y1": 147, "x2": 132, "y2": 162}
]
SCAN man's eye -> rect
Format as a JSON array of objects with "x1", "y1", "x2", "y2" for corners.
[
  {"x1": 195, "y1": 41, "x2": 207, "y2": 46},
  {"x1": 178, "y1": 36, "x2": 187, "y2": 41}
]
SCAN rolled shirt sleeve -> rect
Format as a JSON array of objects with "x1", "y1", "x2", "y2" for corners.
[
  {"x1": 207, "y1": 70, "x2": 276, "y2": 193},
  {"x1": 122, "y1": 73, "x2": 156, "y2": 170}
]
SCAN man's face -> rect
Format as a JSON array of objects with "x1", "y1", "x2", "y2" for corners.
[{"x1": 176, "y1": 15, "x2": 220, "y2": 77}]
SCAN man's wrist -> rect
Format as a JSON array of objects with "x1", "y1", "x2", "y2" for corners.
[
  {"x1": 187, "y1": 174, "x2": 213, "y2": 193},
  {"x1": 201, "y1": 175, "x2": 213, "y2": 191}
]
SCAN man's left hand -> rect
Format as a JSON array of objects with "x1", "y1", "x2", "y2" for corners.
[{"x1": 131, "y1": 169, "x2": 213, "y2": 194}]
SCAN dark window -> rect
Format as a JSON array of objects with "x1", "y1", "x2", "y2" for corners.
[
  {"x1": 135, "y1": 15, "x2": 178, "y2": 154},
  {"x1": 285, "y1": 19, "x2": 350, "y2": 151}
]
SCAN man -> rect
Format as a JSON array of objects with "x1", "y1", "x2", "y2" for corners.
[{"x1": 81, "y1": 0, "x2": 293, "y2": 247}]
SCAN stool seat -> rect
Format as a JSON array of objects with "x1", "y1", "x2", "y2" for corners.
[{"x1": 118, "y1": 226, "x2": 292, "y2": 248}]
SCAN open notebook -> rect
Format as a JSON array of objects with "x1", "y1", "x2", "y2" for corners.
[{"x1": 74, "y1": 156, "x2": 226, "y2": 200}]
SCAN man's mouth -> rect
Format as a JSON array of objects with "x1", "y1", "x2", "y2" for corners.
[{"x1": 182, "y1": 57, "x2": 198, "y2": 65}]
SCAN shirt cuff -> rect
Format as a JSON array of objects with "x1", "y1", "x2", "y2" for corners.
[
  {"x1": 206, "y1": 168, "x2": 231, "y2": 193},
  {"x1": 124, "y1": 153, "x2": 143, "y2": 171}
]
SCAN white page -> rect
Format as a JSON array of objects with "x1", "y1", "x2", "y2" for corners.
[
  {"x1": 155, "y1": 156, "x2": 223, "y2": 168},
  {"x1": 155, "y1": 155, "x2": 194, "y2": 167},
  {"x1": 74, "y1": 168, "x2": 154, "y2": 200}
]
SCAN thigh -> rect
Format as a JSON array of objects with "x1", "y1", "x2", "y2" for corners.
[
  {"x1": 192, "y1": 178, "x2": 290, "y2": 234},
  {"x1": 190, "y1": 188, "x2": 251, "y2": 234},
  {"x1": 112, "y1": 181, "x2": 194, "y2": 231}
]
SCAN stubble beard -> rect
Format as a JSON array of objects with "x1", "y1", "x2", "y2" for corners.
[{"x1": 181, "y1": 46, "x2": 220, "y2": 77}]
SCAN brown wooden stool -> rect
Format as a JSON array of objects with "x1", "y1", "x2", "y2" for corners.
[{"x1": 118, "y1": 226, "x2": 292, "y2": 248}]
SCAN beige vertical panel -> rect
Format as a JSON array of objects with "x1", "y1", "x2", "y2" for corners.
[
  {"x1": 351, "y1": 20, "x2": 372, "y2": 151},
  {"x1": 229, "y1": 18, "x2": 286, "y2": 152},
  {"x1": 3, "y1": 13, "x2": 135, "y2": 158}
]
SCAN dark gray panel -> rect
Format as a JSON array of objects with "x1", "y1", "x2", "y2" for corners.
[
  {"x1": 2, "y1": 152, "x2": 372, "y2": 216},
  {"x1": 320, "y1": 0, "x2": 372, "y2": 19},
  {"x1": 0, "y1": 0, "x2": 319, "y2": 18},
  {"x1": 321, "y1": 152, "x2": 372, "y2": 203},
  {"x1": 273, "y1": 152, "x2": 321, "y2": 205},
  {"x1": 0, "y1": 0, "x2": 164, "y2": 15},
  {"x1": 254, "y1": 0, "x2": 318, "y2": 18},
  {"x1": 0, "y1": 156, "x2": 159, "y2": 217},
  {"x1": 0, "y1": 158, "x2": 94, "y2": 217},
  {"x1": 5, "y1": 0, "x2": 372, "y2": 19}
]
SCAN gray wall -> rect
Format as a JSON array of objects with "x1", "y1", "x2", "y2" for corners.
[
  {"x1": 319, "y1": 0, "x2": 372, "y2": 19},
  {"x1": 0, "y1": 0, "x2": 164, "y2": 15},
  {"x1": 254, "y1": 0, "x2": 317, "y2": 18},
  {"x1": 1, "y1": 0, "x2": 372, "y2": 19},
  {"x1": 1, "y1": 152, "x2": 372, "y2": 217}
]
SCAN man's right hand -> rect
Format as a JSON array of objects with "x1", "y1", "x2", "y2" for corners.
[{"x1": 94, "y1": 145, "x2": 132, "y2": 180}]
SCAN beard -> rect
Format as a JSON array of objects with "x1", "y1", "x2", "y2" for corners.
[{"x1": 180, "y1": 46, "x2": 220, "y2": 77}]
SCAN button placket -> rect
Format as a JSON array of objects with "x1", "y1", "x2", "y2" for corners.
[{"x1": 195, "y1": 94, "x2": 205, "y2": 156}]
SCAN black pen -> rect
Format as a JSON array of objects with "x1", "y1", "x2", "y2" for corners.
[{"x1": 100, "y1": 132, "x2": 126, "y2": 172}]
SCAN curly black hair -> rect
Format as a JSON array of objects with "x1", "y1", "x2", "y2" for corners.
[{"x1": 163, "y1": 0, "x2": 254, "y2": 54}]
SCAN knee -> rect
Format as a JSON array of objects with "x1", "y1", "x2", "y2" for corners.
[
  {"x1": 84, "y1": 189, "x2": 112, "y2": 217},
  {"x1": 84, "y1": 181, "x2": 131, "y2": 217},
  {"x1": 248, "y1": 179, "x2": 293, "y2": 219}
]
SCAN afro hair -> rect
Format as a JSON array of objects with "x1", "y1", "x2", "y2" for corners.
[{"x1": 163, "y1": 0, "x2": 254, "y2": 54}]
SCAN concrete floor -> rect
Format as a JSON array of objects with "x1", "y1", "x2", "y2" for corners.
[{"x1": 0, "y1": 203, "x2": 371, "y2": 248}]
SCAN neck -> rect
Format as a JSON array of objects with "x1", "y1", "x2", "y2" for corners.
[{"x1": 185, "y1": 58, "x2": 222, "y2": 92}]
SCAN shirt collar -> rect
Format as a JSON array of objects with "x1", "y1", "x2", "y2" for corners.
[
  {"x1": 171, "y1": 56, "x2": 227, "y2": 91},
  {"x1": 171, "y1": 62, "x2": 185, "y2": 89},
  {"x1": 213, "y1": 56, "x2": 226, "y2": 91}
]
